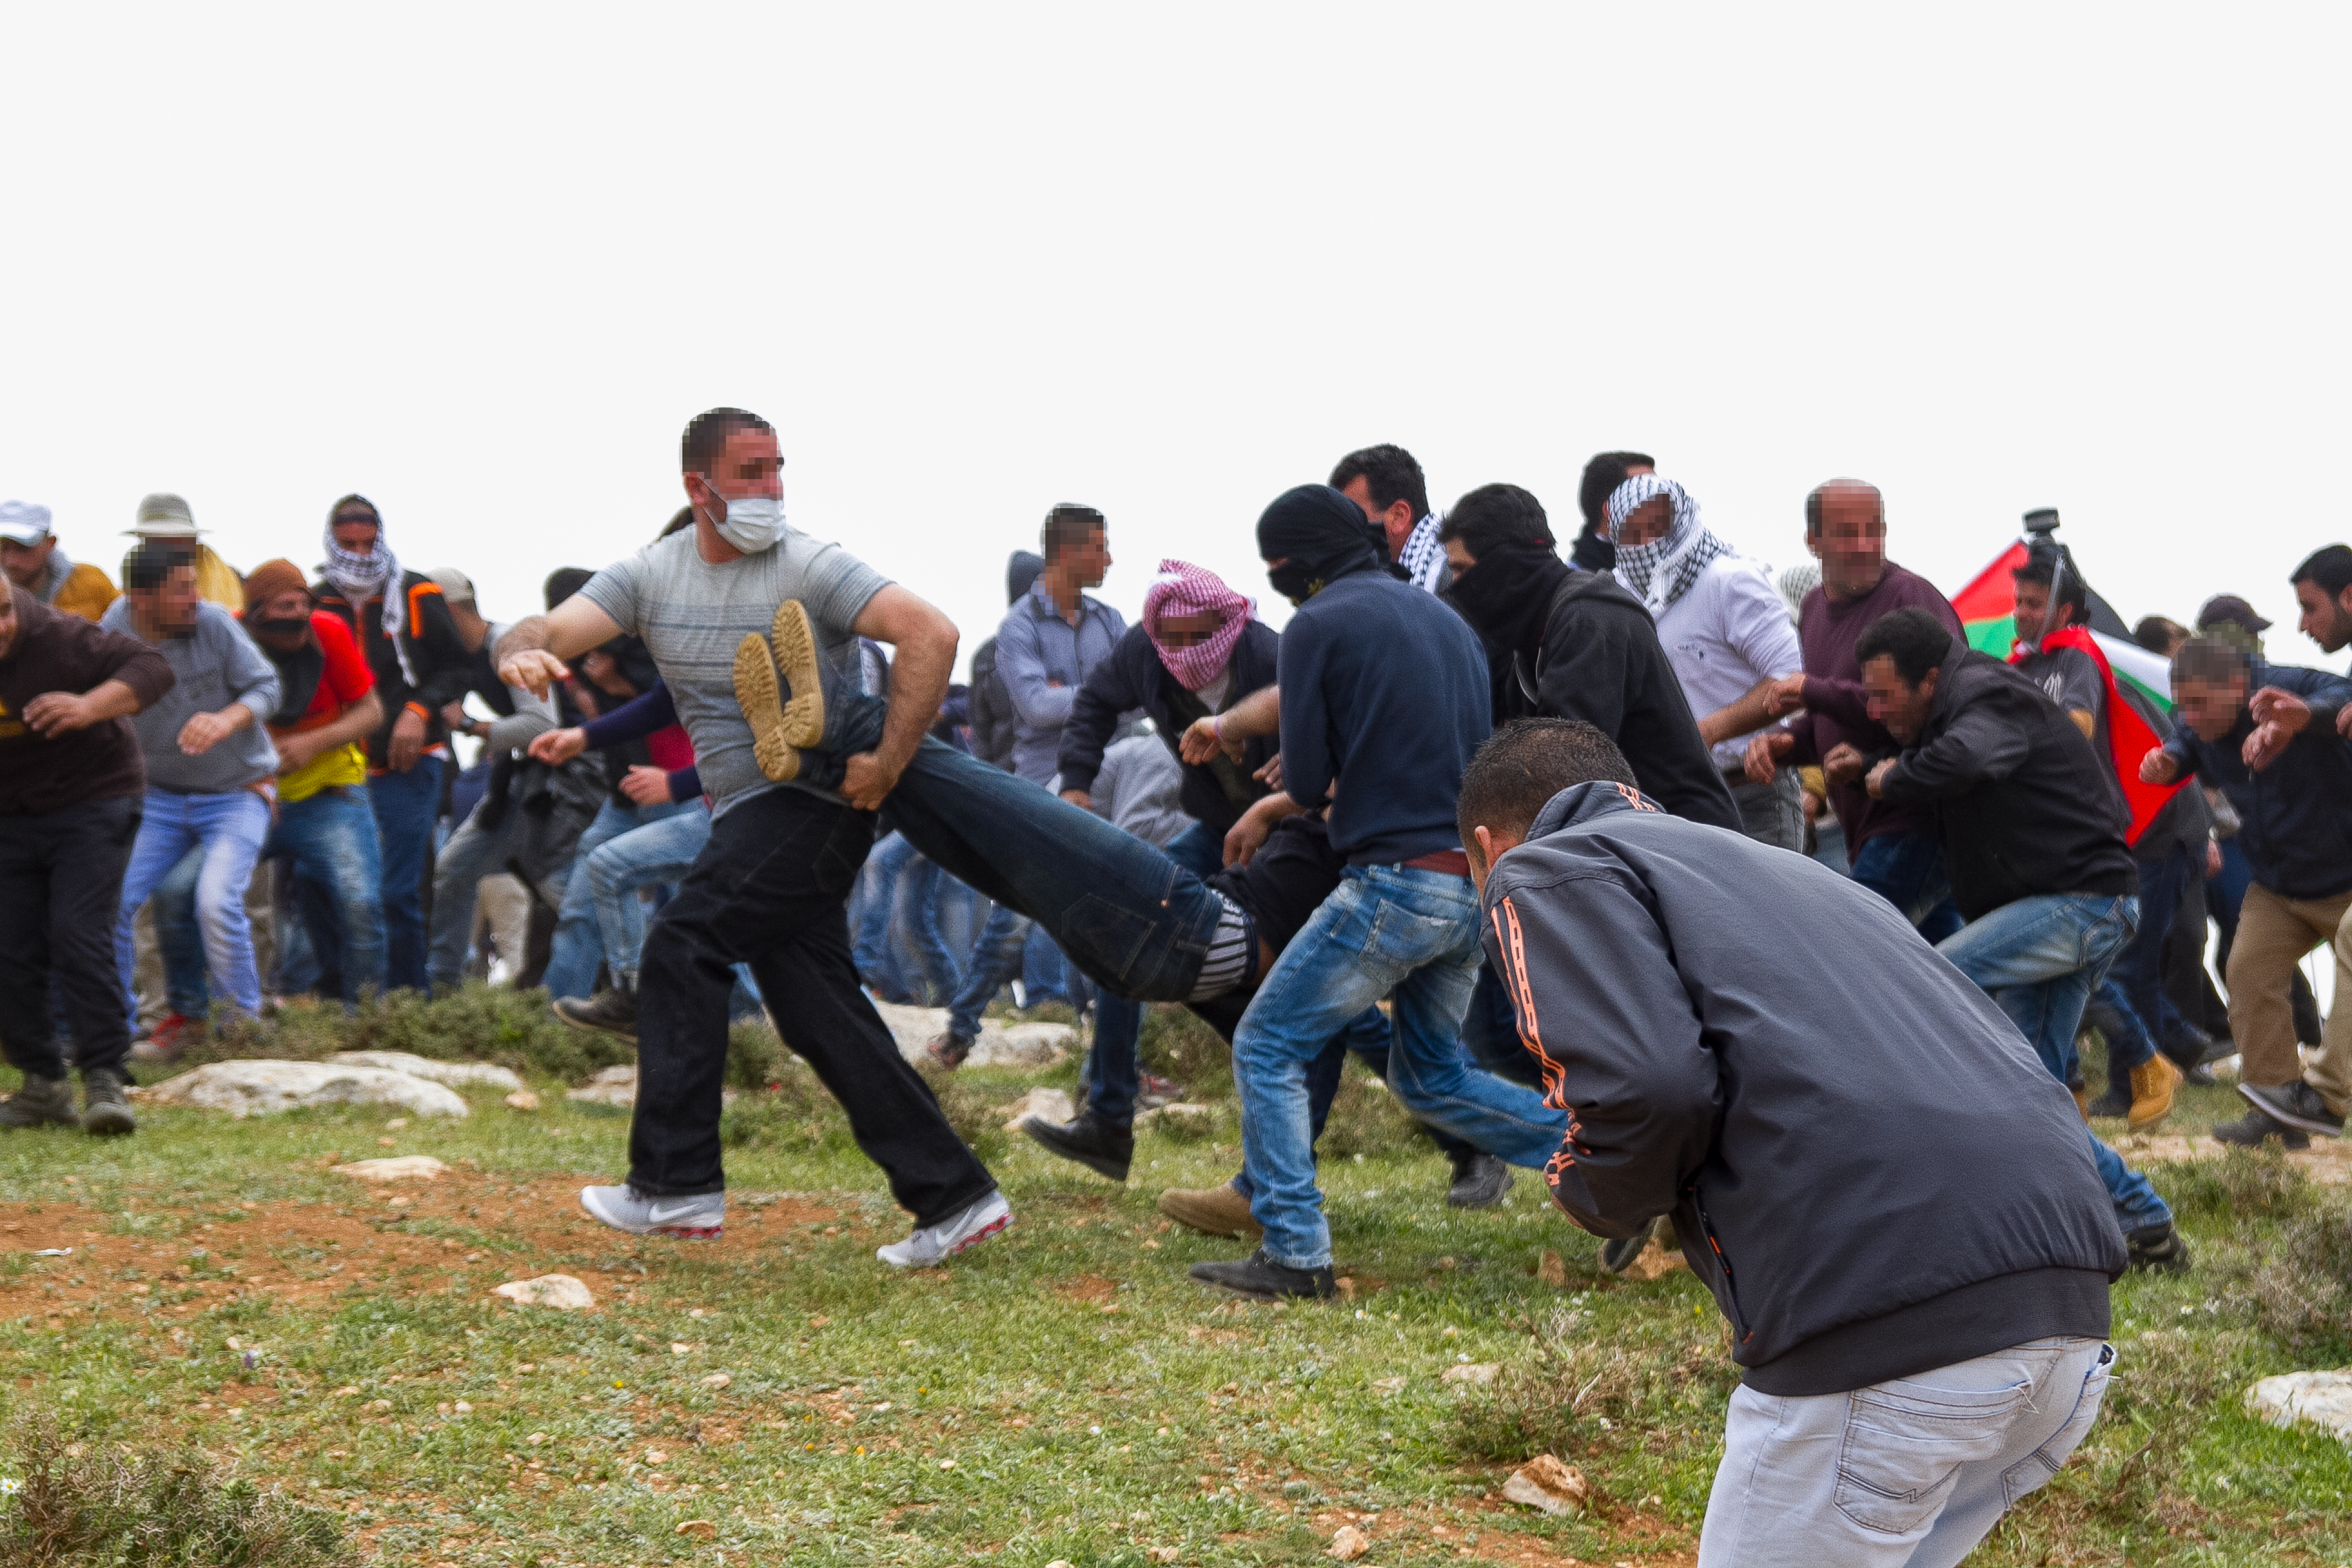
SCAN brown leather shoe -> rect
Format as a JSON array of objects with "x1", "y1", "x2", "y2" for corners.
[
  {"x1": 2127, "y1": 1053, "x2": 2183, "y2": 1133},
  {"x1": 1157, "y1": 1182, "x2": 1262, "y2": 1241}
]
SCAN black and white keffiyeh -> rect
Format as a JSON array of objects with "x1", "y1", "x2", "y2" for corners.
[
  {"x1": 1605, "y1": 474, "x2": 1730, "y2": 615},
  {"x1": 318, "y1": 509, "x2": 416, "y2": 685},
  {"x1": 1395, "y1": 512, "x2": 1447, "y2": 593}
]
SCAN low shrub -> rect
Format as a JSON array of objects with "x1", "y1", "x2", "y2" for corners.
[
  {"x1": 2152, "y1": 1147, "x2": 2314, "y2": 1223},
  {"x1": 188, "y1": 984, "x2": 629, "y2": 1083},
  {"x1": 1138, "y1": 1004, "x2": 1232, "y2": 1100},
  {"x1": 1448, "y1": 1304, "x2": 1737, "y2": 1463}
]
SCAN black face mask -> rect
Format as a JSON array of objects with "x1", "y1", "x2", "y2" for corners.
[
  {"x1": 248, "y1": 615, "x2": 311, "y2": 641},
  {"x1": 1267, "y1": 561, "x2": 1318, "y2": 606}
]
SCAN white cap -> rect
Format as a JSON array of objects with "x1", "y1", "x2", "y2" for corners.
[
  {"x1": 428, "y1": 566, "x2": 475, "y2": 605},
  {"x1": 0, "y1": 500, "x2": 53, "y2": 546}
]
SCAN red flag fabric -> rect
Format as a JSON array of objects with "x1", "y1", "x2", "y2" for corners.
[{"x1": 2010, "y1": 626, "x2": 2183, "y2": 847}]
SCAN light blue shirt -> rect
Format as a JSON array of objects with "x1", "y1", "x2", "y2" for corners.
[{"x1": 995, "y1": 578, "x2": 1126, "y2": 786}]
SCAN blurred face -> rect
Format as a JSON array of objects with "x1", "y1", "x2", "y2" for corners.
[
  {"x1": 1061, "y1": 527, "x2": 1112, "y2": 589},
  {"x1": 2295, "y1": 577, "x2": 2352, "y2": 654},
  {"x1": 1339, "y1": 475, "x2": 1419, "y2": 558},
  {"x1": 1862, "y1": 655, "x2": 1938, "y2": 743},
  {"x1": 132, "y1": 564, "x2": 201, "y2": 639},
  {"x1": 0, "y1": 590, "x2": 18, "y2": 659},
  {"x1": 1813, "y1": 486, "x2": 1887, "y2": 601},
  {"x1": 1152, "y1": 609, "x2": 1224, "y2": 649},
  {"x1": 1, "y1": 535, "x2": 54, "y2": 589},
  {"x1": 702, "y1": 425, "x2": 783, "y2": 502},
  {"x1": 1443, "y1": 537, "x2": 1477, "y2": 576},
  {"x1": 331, "y1": 507, "x2": 380, "y2": 554},
  {"x1": 247, "y1": 588, "x2": 315, "y2": 652},
  {"x1": 1617, "y1": 495, "x2": 1675, "y2": 548},
  {"x1": 2174, "y1": 676, "x2": 2248, "y2": 741}
]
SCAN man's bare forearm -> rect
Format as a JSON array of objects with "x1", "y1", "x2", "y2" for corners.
[
  {"x1": 875, "y1": 626, "x2": 955, "y2": 775},
  {"x1": 1698, "y1": 678, "x2": 1782, "y2": 748},
  {"x1": 1219, "y1": 684, "x2": 1281, "y2": 740},
  {"x1": 494, "y1": 616, "x2": 552, "y2": 665}
]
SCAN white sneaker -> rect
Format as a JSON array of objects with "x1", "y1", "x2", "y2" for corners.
[
  {"x1": 876, "y1": 1191, "x2": 1012, "y2": 1269},
  {"x1": 580, "y1": 1184, "x2": 726, "y2": 1238}
]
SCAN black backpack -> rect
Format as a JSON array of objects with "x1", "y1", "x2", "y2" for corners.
[{"x1": 967, "y1": 635, "x2": 1018, "y2": 771}]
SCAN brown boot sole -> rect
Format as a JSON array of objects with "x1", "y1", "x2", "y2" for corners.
[
  {"x1": 733, "y1": 634, "x2": 803, "y2": 783},
  {"x1": 1157, "y1": 1186, "x2": 1263, "y2": 1241},
  {"x1": 770, "y1": 602, "x2": 826, "y2": 750}
]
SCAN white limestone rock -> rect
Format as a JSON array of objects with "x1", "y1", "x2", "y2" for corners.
[
  {"x1": 870, "y1": 1001, "x2": 1075, "y2": 1070},
  {"x1": 493, "y1": 1274, "x2": 595, "y2": 1312},
  {"x1": 141, "y1": 1060, "x2": 468, "y2": 1119},
  {"x1": 332, "y1": 1155, "x2": 449, "y2": 1181},
  {"x1": 2246, "y1": 1369, "x2": 2352, "y2": 1445},
  {"x1": 999, "y1": 1087, "x2": 1076, "y2": 1131},
  {"x1": 329, "y1": 1051, "x2": 524, "y2": 1091},
  {"x1": 566, "y1": 1065, "x2": 641, "y2": 1108}
]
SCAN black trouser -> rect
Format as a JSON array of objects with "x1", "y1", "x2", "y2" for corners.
[
  {"x1": 0, "y1": 797, "x2": 141, "y2": 1080},
  {"x1": 630, "y1": 784, "x2": 997, "y2": 1224}
]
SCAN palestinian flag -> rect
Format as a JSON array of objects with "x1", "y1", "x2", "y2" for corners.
[{"x1": 1949, "y1": 541, "x2": 2186, "y2": 844}]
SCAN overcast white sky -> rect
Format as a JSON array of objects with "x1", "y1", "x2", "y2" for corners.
[{"x1": 4, "y1": 5, "x2": 2347, "y2": 676}]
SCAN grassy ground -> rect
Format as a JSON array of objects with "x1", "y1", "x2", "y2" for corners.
[{"x1": 0, "y1": 993, "x2": 2347, "y2": 1566}]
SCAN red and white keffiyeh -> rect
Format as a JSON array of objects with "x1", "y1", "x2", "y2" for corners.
[{"x1": 1142, "y1": 559, "x2": 1253, "y2": 691}]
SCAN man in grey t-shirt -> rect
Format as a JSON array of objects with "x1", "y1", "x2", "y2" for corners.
[{"x1": 495, "y1": 407, "x2": 1007, "y2": 1267}]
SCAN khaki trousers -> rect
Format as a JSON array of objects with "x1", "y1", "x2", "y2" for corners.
[{"x1": 2226, "y1": 882, "x2": 2352, "y2": 1114}]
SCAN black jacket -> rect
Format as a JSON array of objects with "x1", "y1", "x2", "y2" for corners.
[
  {"x1": 1059, "y1": 622, "x2": 1280, "y2": 837},
  {"x1": 1481, "y1": 782, "x2": 2122, "y2": 1396},
  {"x1": 1515, "y1": 572, "x2": 1740, "y2": 831},
  {"x1": 2163, "y1": 661, "x2": 2352, "y2": 900},
  {"x1": 1876, "y1": 636, "x2": 2137, "y2": 921},
  {"x1": 311, "y1": 572, "x2": 472, "y2": 769}
]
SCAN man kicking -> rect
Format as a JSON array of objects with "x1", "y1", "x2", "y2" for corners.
[
  {"x1": 496, "y1": 407, "x2": 1008, "y2": 1268},
  {"x1": 1463, "y1": 718, "x2": 2122, "y2": 1567}
]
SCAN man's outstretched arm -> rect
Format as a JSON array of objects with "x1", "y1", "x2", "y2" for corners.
[
  {"x1": 495, "y1": 596, "x2": 626, "y2": 697},
  {"x1": 846, "y1": 584, "x2": 956, "y2": 811}
]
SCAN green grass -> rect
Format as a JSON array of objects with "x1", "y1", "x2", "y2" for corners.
[{"x1": 0, "y1": 998, "x2": 2347, "y2": 1566}]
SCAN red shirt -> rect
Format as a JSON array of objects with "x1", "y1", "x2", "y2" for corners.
[{"x1": 283, "y1": 611, "x2": 376, "y2": 730}]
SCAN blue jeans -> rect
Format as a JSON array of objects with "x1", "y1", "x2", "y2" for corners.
[
  {"x1": 543, "y1": 797, "x2": 704, "y2": 999},
  {"x1": 1851, "y1": 829, "x2": 1963, "y2": 943},
  {"x1": 275, "y1": 788, "x2": 386, "y2": 1007},
  {"x1": 117, "y1": 788, "x2": 271, "y2": 1026},
  {"x1": 852, "y1": 831, "x2": 922, "y2": 1000},
  {"x1": 2091, "y1": 849, "x2": 2189, "y2": 1092},
  {"x1": 368, "y1": 756, "x2": 443, "y2": 991},
  {"x1": 428, "y1": 794, "x2": 575, "y2": 995},
  {"x1": 1077, "y1": 820, "x2": 1232, "y2": 1126},
  {"x1": 1938, "y1": 892, "x2": 2171, "y2": 1232},
  {"x1": 1232, "y1": 865, "x2": 1569, "y2": 1269},
  {"x1": 151, "y1": 848, "x2": 213, "y2": 1018}
]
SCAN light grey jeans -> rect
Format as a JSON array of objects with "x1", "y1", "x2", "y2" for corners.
[{"x1": 1699, "y1": 1337, "x2": 2113, "y2": 1568}]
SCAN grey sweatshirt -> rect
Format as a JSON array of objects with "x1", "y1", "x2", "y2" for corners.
[{"x1": 99, "y1": 599, "x2": 280, "y2": 792}]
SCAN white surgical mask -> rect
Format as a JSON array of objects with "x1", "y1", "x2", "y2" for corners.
[{"x1": 707, "y1": 490, "x2": 787, "y2": 555}]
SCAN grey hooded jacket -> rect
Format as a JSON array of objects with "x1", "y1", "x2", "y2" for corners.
[{"x1": 1479, "y1": 781, "x2": 2123, "y2": 1396}]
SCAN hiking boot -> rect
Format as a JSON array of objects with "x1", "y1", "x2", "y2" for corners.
[
  {"x1": 2209, "y1": 1106, "x2": 2309, "y2": 1151},
  {"x1": 925, "y1": 1033, "x2": 973, "y2": 1071},
  {"x1": 732, "y1": 601, "x2": 831, "y2": 783},
  {"x1": 1599, "y1": 1216, "x2": 1658, "y2": 1275},
  {"x1": 2083, "y1": 1087, "x2": 2132, "y2": 1120},
  {"x1": 129, "y1": 1012, "x2": 205, "y2": 1065},
  {"x1": 580, "y1": 1184, "x2": 725, "y2": 1238},
  {"x1": 1188, "y1": 1247, "x2": 1336, "y2": 1301},
  {"x1": 2128, "y1": 1053, "x2": 2184, "y2": 1133},
  {"x1": 80, "y1": 1069, "x2": 136, "y2": 1137},
  {"x1": 877, "y1": 1190, "x2": 1012, "y2": 1269},
  {"x1": 1445, "y1": 1152, "x2": 1514, "y2": 1209},
  {"x1": 2238, "y1": 1079, "x2": 2345, "y2": 1139},
  {"x1": 553, "y1": 983, "x2": 638, "y2": 1044},
  {"x1": 0, "y1": 1075, "x2": 79, "y2": 1131},
  {"x1": 2124, "y1": 1220, "x2": 2192, "y2": 1273},
  {"x1": 1021, "y1": 1109, "x2": 1133, "y2": 1182},
  {"x1": 1158, "y1": 1183, "x2": 1262, "y2": 1241}
]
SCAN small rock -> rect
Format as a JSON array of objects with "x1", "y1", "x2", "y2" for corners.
[
  {"x1": 873, "y1": 1001, "x2": 1073, "y2": 1070},
  {"x1": 2246, "y1": 1369, "x2": 2352, "y2": 1445},
  {"x1": 1537, "y1": 1249, "x2": 1567, "y2": 1287},
  {"x1": 701, "y1": 1373, "x2": 731, "y2": 1390},
  {"x1": 644, "y1": 1448, "x2": 668, "y2": 1465},
  {"x1": 331, "y1": 1155, "x2": 449, "y2": 1182},
  {"x1": 1442, "y1": 1362, "x2": 1500, "y2": 1386},
  {"x1": 382, "y1": 1117, "x2": 408, "y2": 1130},
  {"x1": 1501, "y1": 1452, "x2": 1589, "y2": 1516},
  {"x1": 140, "y1": 1060, "x2": 468, "y2": 1119},
  {"x1": 675, "y1": 1520, "x2": 716, "y2": 1540},
  {"x1": 1372, "y1": 1375, "x2": 1406, "y2": 1393},
  {"x1": 1148, "y1": 1550, "x2": 1181, "y2": 1564},
  {"x1": 1328, "y1": 1523, "x2": 1371, "y2": 1560},
  {"x1": 1621, "y1": 1236, "x2": 1690, "y2": 1282},
  {"x1": 492, "y1": 1274, "x2": 595, "y2": 1312},
  {"x1": 331, "y1": 1050, "x2": 524, "y2": 1091},
  {"x1": 999, "y1": 1086, "x2": 1076, "y2": 1132},
  {"x1": 566, "y1": 1065, "x2": 639, "y2": 1108},
  {"x1": 1135, "y1": 1102, "x2": 1215, "y2": 1131},
  {"x1": 505, "y1": 1089, "x2": 541, "y2": 1111}
]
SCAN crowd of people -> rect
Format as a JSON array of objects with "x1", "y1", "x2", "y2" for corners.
[{"x1": 6, "y1": 414, "x2": 2352, "y2": 1561}]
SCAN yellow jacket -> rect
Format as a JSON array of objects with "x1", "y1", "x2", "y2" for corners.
[{"x1": 47, "y1": 560, "x2": 121, "y2": 622}]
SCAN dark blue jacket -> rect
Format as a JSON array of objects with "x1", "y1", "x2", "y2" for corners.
[
  {"x1": 2162, "y1": 661, "x2": 2352, "y2": 900},
  {"x1": 1279, "y1": 570, "x2": 1490, "y2": 864},
  {"x1": 1059, "y1": 621, "x2": 1282, "y2": 837},
  {"x1": 1481, "y1": 782, "x2": 2122, "y2": 1396}
]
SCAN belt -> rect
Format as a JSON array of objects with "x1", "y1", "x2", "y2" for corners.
[{"x1": 1402, "y1": 848, "x2": 1472, "y2": 878}]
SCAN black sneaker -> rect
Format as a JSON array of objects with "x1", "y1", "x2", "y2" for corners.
[
  {"x1": 2160, "y1": 1018, "x2": 2219, "y2": 1066},
  {"x1": 553, "y1": 983, "x2": 639, "y2": 1044},
  {"x1": 0, "y1": 1075, "x2": 79, "y2": 1131},
  {"x1": 2083, "y1": 1088, "x2": 2132, "y2": 1120},
  {"x1": 925, "y1": 1033, "x2": 972, "y2": 1071},
  {"x1": 1021, "y1": 1109, "x2": 1133, "y2": 1182},
  {"x1": 2210, "y1": 1106, "x2": 2309, "y2": 1150},
  {"x1": 2238, "y1": 1079, "x2": 2345, "y2": 1139},
  {"x1": 1445, "y1": 1152, "x2": 1514, "y2": 1209},
  {"x1": 1188, "y1": 1247, "x2": 1336, "y2": 1301},
  {"x1": 2184, "y1": 1062, "x2": 2218, "y2": 1088},
  {"x1": 2125, "y1": 1220, "x2": 2192, "y2": 1273},
  {"x1": 80, "y1": 1068, "x2": 136, "y2": 1138},
  {"x1": 1599, "y1": 1217, "x2": 1658, "y2": 1275}
]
